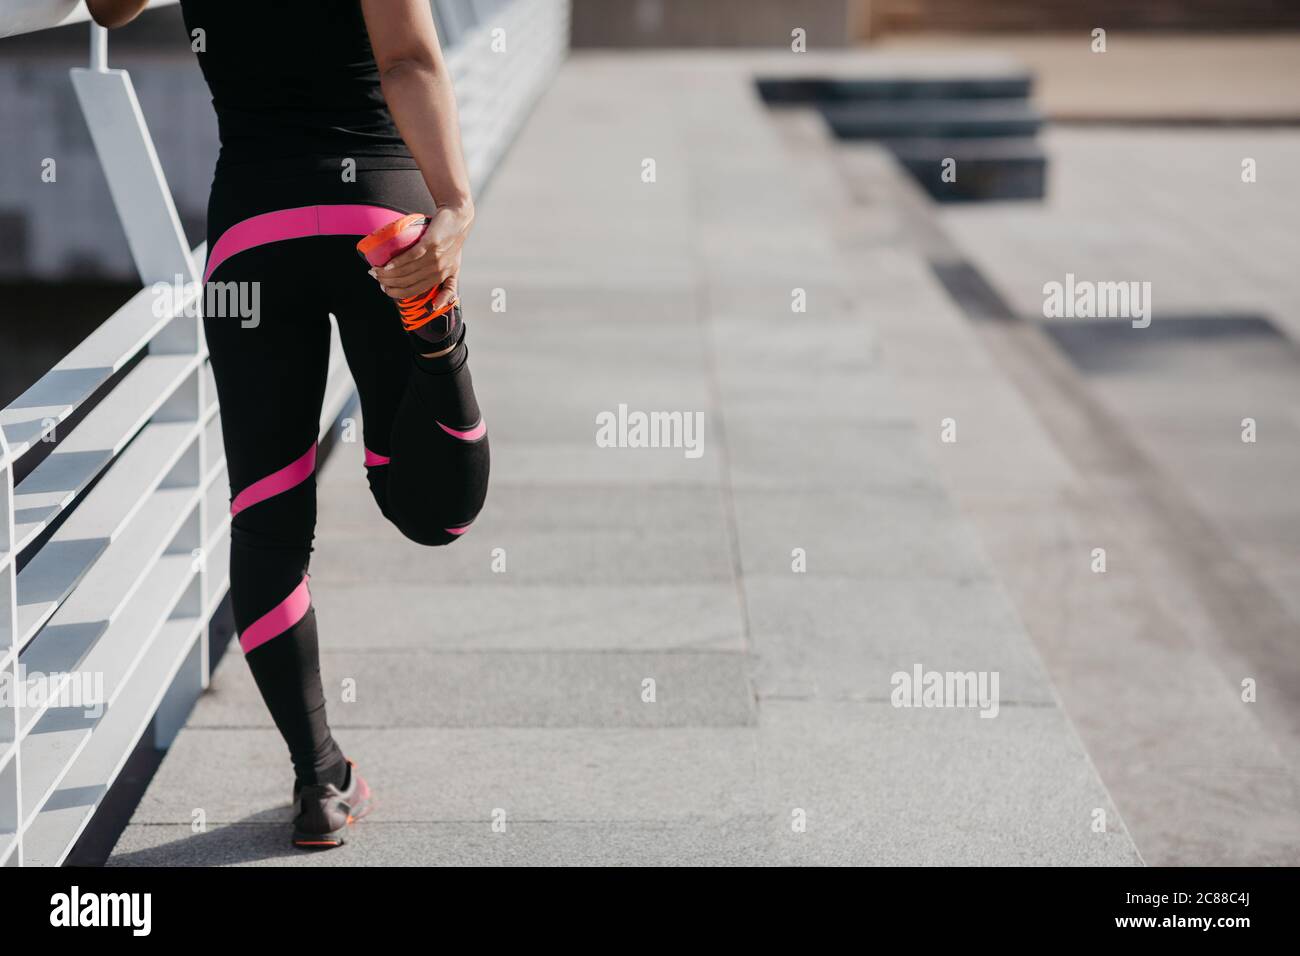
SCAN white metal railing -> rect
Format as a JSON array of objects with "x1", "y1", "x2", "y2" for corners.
[{"x1": 0, "y1": 0, "x2": 569, "y2": 866}]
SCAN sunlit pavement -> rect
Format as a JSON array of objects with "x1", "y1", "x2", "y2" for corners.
[{"x1": 110, "y1": 52, "x2": 1154, "y2": 865}]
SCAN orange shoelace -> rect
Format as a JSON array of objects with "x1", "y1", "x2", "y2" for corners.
[{"x1": 397, "y1": 286, "x2": 458, "y2": 332}]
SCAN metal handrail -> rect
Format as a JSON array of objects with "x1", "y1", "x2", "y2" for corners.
[
  {"x1": 0, "y1": 0, "x2": 177, "y2": 39},
  {"x1": 0, "y1": 0, "x2": 569, "y2": 866}
]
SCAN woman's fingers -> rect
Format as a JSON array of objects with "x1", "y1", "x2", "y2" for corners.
[
  {"x1": 377, "y1": 258, "x2": 456, "y2": 300},
  {"x1": 379, "y1": 245, "x2": 454, "y2": 286},
  {"x1": 369, "y1": 205, "x2": 473, "y2": 300},
  {"x1": 429, "y1": 273, "x2": 458, "y2": 314}
]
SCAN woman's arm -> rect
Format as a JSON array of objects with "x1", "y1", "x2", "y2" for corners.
[
  {"x1": 361, "y1": 0, "x2": 475, "y2": 310},
  {"x1": 84, "y1": 0, "x2": 150, "y2": 28}
]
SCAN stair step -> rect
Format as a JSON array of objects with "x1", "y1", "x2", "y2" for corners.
[
  {"x1": 885, "y1": 137, "x2": 1047, "y2": 202},
  {"x1": 757, "y1": 74, "x2": 1033, "y2": 104},
  {"x1": 821, "y1": 98, "x2": 1043, "y2": 140}
]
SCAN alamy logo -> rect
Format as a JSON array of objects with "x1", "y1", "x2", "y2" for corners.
[
  {"x1": 890, "y1": 664, "x2": 1000, "y2": 718},
  {"x1": 49, "y1": 886, "x2": 151, "y2": 936},
  {"x1": 595, "y1": 403, "x2": 704, "y2": 459},
  {"x1": 1042, "y1": 272, "x2": 1152, "y2": 328},
  {"x1": 151, "y1": 273, "x2": 261, "y2": 328},
  {"x1": 0, "y1": 665, "x2": 104, "y2": 718}
]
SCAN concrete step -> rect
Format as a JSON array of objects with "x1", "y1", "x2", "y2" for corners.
[
  {"x1": 757, "y1": 74, "x2": 1033, "y2": 105},
  {"x1": 886, "y1": 136, "x2": 1047, "y2": 201},
  {"x1": 821, "y1": 98, "x2": 1044, "y2": 140}
]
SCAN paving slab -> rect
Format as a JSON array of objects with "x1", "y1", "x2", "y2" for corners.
[
  {"x1": 731, "y1": 486, "x2": 995, "y2": 581},
  {"x1": 125, "y1": 726, "x2": 763, "y2": 825},
  {"x1": 191, "y1": 647, "x2": 756, "y2": 729},
  {"x1": 110, "y1": 820, "x2": 776, "y2": 867},
  {"x1": 744, "y1": 575, "x2": 1057, "y2": 704},
  {"x1": 757, "y1": 700, "x2": 1141, "y2": 866},
  {"x1": 312, "y1": 583, "x2": 746, "y2": 652},
  {"x1": 312, "y1": 482, "x2": 737, "y2": 588}
]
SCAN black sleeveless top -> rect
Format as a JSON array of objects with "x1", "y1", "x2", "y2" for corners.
[{"x1": 180, "y1": 0, "x2": 418, "y2": 181}]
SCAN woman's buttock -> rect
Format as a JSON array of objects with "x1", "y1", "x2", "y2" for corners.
[
  {"x1": 205, "y1": 166, "x2": 435, "y2": 258},
  {"x1": 203, "y1": 166, "x2": 436, "y2": 286}
]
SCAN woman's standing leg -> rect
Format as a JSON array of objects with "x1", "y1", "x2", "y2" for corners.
[{"x1": 204, "y1": 242, "x2": 349, "y2": 790}]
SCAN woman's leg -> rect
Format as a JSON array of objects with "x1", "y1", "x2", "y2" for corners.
[
  {"x1": 326, "y1": 236, "x2": 490, "y2": 545},
  {"x1": 204, "y1": 243, "x2": 348, "y2": 789}
]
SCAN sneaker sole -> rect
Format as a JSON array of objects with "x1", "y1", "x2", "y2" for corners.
[{"x1": 290, "y1": 794, "x2": 375, "y2": 849}]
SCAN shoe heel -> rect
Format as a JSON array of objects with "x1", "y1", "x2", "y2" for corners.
[{"x1": 292, "y1": 827, "x2": 347, "y2": 849}]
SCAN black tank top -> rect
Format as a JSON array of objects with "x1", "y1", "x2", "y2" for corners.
[{"x1": 180, "y1": 0, "x2": 418, "y2": 180}]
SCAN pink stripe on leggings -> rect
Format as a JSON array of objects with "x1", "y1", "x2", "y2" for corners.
[
  {"x1": 231, "y1": 444, "x2": 317, "y2": 516},
  {"x1": 445, "y1": 524, "x2": 472, "y2": 536},
  {"x1": 204, "y1": 204, "x2": 408, "y2": 282},
  {"x1": 364, "y1": 447, "x2": 391, "y2": 467},
  {"x1": 239, "y1": 575, "x2": 312, "y2": 654},
  {"x1": 438, "y1": 419, "x2": 487, "y2": 442}
]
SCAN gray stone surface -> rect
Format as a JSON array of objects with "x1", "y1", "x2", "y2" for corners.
[
  {"x1": 111, "y1": 53, "x2": 1140, "y2": 866},
  {"x1": 110, "y1": 821, "x2": 776, "y2": 867},
  {"x1": 757, "y1": 700, "x2": 1139, "y2": 866},
  {"x1": 313, "y1": 583, "x2": 745, "y2": 652},
  {"x1": 125, "y1": 727, "x2": 764, "y2": 825},
  {"x1": 732, "y1": 486, "x2": 995, "y2": 580},
  {"x1": 190, "y1": 647, "x2": 756, "y2": 729},
  {"x1": 744, "y1": 576, "x2": 1058, "y2": 704},
  {"x1": 800, "y1": 115, "x2": 1300, "y2": 862},
  {"x1": 312, "y1": 482, "x2": 737, "y2": 587}
]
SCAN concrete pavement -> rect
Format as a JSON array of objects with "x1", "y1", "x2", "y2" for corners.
[{"x1": 109, "y1": 53, "x2": 1139, "y2": 866}]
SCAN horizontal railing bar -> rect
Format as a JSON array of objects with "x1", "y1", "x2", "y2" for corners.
[
  {"x1": 20, "y1": 614, "x2": 201, "y2": 866},
  {"x1": 0, "y1": 0, "x2": 178, "y2": 40},
  {"x1": 15, "y1": 425, "x2": 200, "y2": 655},
  {"x1": 0, "y1": 244, "x2": 204, "y2": 463},
  {"x1": 19, "y1": 548, "x2": 198, "y2": 832},
  {"x1": 15, "y1": 482, "x2": 197, "y2": 746},
  {"x1": 20, "y1": 542, "x2": 194, "y2": 699},
  {"x1": 11, "y1": 354, "x2": 198, "y2": 554}
]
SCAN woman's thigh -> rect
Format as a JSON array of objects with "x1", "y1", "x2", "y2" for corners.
[{"x1": 203, "y1": 242, "x2": 332, "y2": 529}]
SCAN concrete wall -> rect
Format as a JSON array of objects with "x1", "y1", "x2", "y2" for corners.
[
  {"x1": 571, "y1": 0, "x2": 1300, "y2": 45},
  {"x1": 570, "y1": 0, "x2": 857, "y2": 47},
  {"x1": 861, "y1": 0, "x2": 1300, "y2": 35}
]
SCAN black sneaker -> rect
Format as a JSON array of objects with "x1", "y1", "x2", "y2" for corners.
[{"x1": 291, "y1": 761, "x2": 374, "y2": 849}]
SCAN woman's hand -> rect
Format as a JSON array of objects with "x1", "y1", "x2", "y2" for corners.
[
  {"x1": 85, "y1": 0, "x2": 151, "y2": 28},
  {"x1": 370, "y1": 202, "x2": 474, "y2": 312}
]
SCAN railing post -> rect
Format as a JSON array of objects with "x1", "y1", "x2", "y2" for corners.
[
  {"x1": 89, "y1": 21, "x2": 108, "y2": 72},
  {"x1": 0, "y1": 427, "x2": 15, "y2": 669},
  {"x1": 0, "y1": 428, "x2": 22, "y2": 866},
  {"x1": 69, "y1": 23, "x2": 196, "y2": 286}
]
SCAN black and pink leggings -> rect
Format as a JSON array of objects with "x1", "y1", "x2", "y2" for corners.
[{"x1": 203, "y1": 168, "x2": 489, "y2": 786}]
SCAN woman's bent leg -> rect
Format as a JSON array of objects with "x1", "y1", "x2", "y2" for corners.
[{"x1": 330, "y1": 247, "x2": 490, "y2": 546}]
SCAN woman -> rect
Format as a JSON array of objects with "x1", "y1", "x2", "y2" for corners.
[{"x1": 87, "y1": 0, "x2": 489, "y2": 848}]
